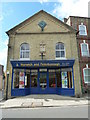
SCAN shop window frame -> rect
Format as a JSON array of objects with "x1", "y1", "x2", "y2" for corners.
[{"x1": 13, "y1": 69, "x2": 25, "y2": 89}]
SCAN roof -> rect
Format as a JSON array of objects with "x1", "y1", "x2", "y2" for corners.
[
  {"x1": 67, "y1": 16, "x2": 90, "y2": 21},
  {"x1": 6, "y1": 10, "x2": 77, "y2": 35}
]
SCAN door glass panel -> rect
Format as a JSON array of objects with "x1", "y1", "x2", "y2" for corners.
[
  {"x1": 25, "y1": 69, "x2": 30, "y2": 88},
  {"x1": 49, "y1": 70, "x2": 56, "y2": 88},
  {"x1": 31, "y1": 70, "x2": 38, "y2": 87},
  {"x1": 56, "y1": 69, "x2": 61, "y2": 87},
  {"x1": 40, "y1": 72, "x2": 47, "y2": 89}
]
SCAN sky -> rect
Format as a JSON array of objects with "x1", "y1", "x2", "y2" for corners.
[{"x1": 0, "y1": 0, "x2": 89, "y2": 71}]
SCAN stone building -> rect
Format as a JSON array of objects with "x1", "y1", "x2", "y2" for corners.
[
  {"x1": 64, "y1": 16, "x2": 90, "y2": 93},
  {"x1": 5, "y1": 10, "x2": 81, "y2": 97}
]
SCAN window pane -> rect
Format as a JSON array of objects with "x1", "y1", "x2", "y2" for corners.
[
  {"x1": 49, "y1": 70, "x2": 56, "y2": 88},
  {"x1": 56, "y1": 51, "x2": 60, "y2": 57},
  {"x1": 62, "y1": 72, "x2": 68, "y2": 88},
  {"x1": 40, "y1": 72, "x2": 47, "y2": 88},
  {"x1": 21, "y1": 45, "x2": 25, "y2": 50},
  {"x1": 25, "y1": 44, "x2": 29, "y2": 50},
  {"x1": 56, "y1": 69, "x2": 61, "y2": 87},
  {"x1": 31, "y1": 70, "x2": 38, "y2": 87},
  {"x1": 61, "y1": 51, "x2": 65, "y2": 57},
  {"x1": 61, "y1": 44, "x2": 64, "y2": 49},
  {"x1": 25, "y1": 70, "x2": 30, "y2": 88},
  {"x1": 84, "y1": 69, "x2": 90, "y2": 83},
  {"x1": 79, "y1": 25, "x2": 85, "y2": 34},
  {"x1": 19, "y1": 71, "x2": 24, "y2": 88},
  {"x1": 88, "y1": 69, "x2": 90, "y2": 75},
  {"x1": 82, "y1": 44, "x2": 87, "y2": 52},
  {"x1": 83, "y1": 52, "x2": 88, "y2": 56},
  {"x1": 84, "y1": 69, "x2": 88, "y2": 76},
  {"x1": 13, "y1": 70, "x2": 19, "y2": 88},
  {"x1": 20, "y1": 43, "x2": 30, "y2": 59},
  {"x1": 56, "y1": 43, "x2": 65, "y2": 58},
  {"x1": 13, "y1": 69, "x2": 24, "y2": 89},
  {"x1": 56, "y1": 44, "x2": 59, "y2": 49},
  {"x1": 79, "y1": 25, "x2": 87, "y2": 35}
]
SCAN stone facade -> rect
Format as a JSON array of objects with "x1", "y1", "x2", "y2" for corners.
[{"x1": 6, "y1": 10, "x2": 81, "y2": 97}]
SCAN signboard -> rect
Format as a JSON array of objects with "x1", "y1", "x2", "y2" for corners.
[{"x1": 10, "y1": 59, "x2": 75, "y2": 68}]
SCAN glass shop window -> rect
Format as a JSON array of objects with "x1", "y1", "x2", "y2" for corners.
[
  {"x1": 61, "y1": 68, "x2": 73, "y2": 88},
  {"x1": 49, "y1": 69, "x2": 56, "y2": 88},
  {"x1": 13, "y1": 69, "x2": 24, "y2": 89},
  {"x1": 56, "y1": 69, "x2": 61, "y2": 87},
  {"x1": 31, "y1": 70, "x2": 38, "y2": 87},
  {"x1": 25, "y1": 69, "x2": 30, "y2": 88}
]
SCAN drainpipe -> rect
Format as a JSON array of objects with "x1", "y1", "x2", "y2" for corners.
[{"x1": 6, "y1": 71, "x2": 9, "y2": 100}]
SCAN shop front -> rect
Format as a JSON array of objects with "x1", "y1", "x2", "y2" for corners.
[{"x1": 10, "y1": 59, "x2": 75, "y2": 96}]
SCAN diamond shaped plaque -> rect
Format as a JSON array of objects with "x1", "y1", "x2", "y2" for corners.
[{"x1": 38, "y1": 21, "x2": 47, "y2": 31}]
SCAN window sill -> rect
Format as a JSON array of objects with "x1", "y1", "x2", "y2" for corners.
[
  {"x1": 81, "y1": 56, "x2": 90, "y2": 57},
  {"x1": 19, "y1": 58, "x2": 30, "y2": 61},
  {"x1": 55, "y1": 58, "x2": 67, "y2": 60}
]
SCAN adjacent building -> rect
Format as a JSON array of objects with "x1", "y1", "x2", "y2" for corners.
[
  {"x1": 0, "y1": 64, "x2": 4, "y2": 90},
  {"x1": 64, "y1": 16, "x2": 90, "y2": 93},
  {"x1": 5, "y1": 10, "x2": 82, "y2": 97}
]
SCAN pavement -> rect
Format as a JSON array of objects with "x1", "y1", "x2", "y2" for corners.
[{"x1": 0, "y1": 94, "x2": 89, "y2": 109}]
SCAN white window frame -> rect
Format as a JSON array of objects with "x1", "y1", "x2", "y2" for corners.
[
  {"x1": 55, "y1": 43, "x2": 66, "y2": 59},
  {"x1": 83, "y1": 68, "x2": 90, "y2": 84},
  {"x1": 79, "y1": 23, "x2": 87, "y2": 36},
  {"x1": 20, "y1": 43, "x2": 30, "y2": 60},
  {"x1": 81, "y1": 43, "x2": 89, "y2": 57}
]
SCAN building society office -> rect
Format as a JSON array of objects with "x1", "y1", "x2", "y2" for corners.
[
  {"x1": 11, "y1": 60, "x2": 75, "y2": 96},
  {"x1": 6, "y1": 10, "x2": 82, "y2": 97}
]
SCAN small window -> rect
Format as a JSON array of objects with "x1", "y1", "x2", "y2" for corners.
[
  {"x1": 81, "y1": 43, "x2": 89, "y2": 56},
  {"x1": 55, "y1": 43, "x2": 65, "y2": 59},
  {"x1": 83, "y1": 68, "x2": 90, "y2": 83},
  {"x1": 20, "y1": 43, "x2": 30, "y2": 59},
  {"x1": 79, "y1": 23, "x2": 87, "y2": 36}
]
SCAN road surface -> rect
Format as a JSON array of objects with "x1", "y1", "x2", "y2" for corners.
[{"x1": 1, "y1": 105, "x2": 88, "y2": 118}]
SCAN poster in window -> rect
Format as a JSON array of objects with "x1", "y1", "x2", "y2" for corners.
[
  {"x1": 19, "y1": 72, "x2": 24, "y2": 88},
  {"x1": 62, "y1": 72, "x2": 68, "y2": 88},
  {"x1": 25, "y1": 76, "x2": 27, "y2": 86}
]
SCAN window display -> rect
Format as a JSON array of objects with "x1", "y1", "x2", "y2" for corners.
[
  {"x1": 19, "y1": 71, "x2": 24, "y2": 88},
  {"x1": 31, "y1": 70, "x2": 38, "y2": 87},
  {"x1": 56, "y1": 69, "x2": 61, "y2": 87},
  {"x1": 61, "y1": 69, "x2": 73, "y2": 88},
  {"x1": 13, "y1": 69, "x2": 24, "y2": 89},
  {"x1": 49, "y1": 70, "x2": 56, "y2": 88},
  {"x1": 62, "y1": 72, "x2": 68, "y2": 88},
  {"x1": 40, "y1": 72, "x2": 47, "y2": 88},
  {"x1": 25, "y1": 70, "x2": 30, "y2": 88}
]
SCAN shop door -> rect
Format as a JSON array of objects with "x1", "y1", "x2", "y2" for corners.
[{"x1": 39, "y1": 72, "x2": 47, "y2": 93}]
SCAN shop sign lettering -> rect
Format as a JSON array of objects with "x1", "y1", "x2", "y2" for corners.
[{"x1": 15, "y1": 62, "x2": 70, "y2": 67}]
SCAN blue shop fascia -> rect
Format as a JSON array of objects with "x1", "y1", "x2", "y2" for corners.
[{"x1": 10, "y1": 59, "x2": 75, "y2": 96}]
